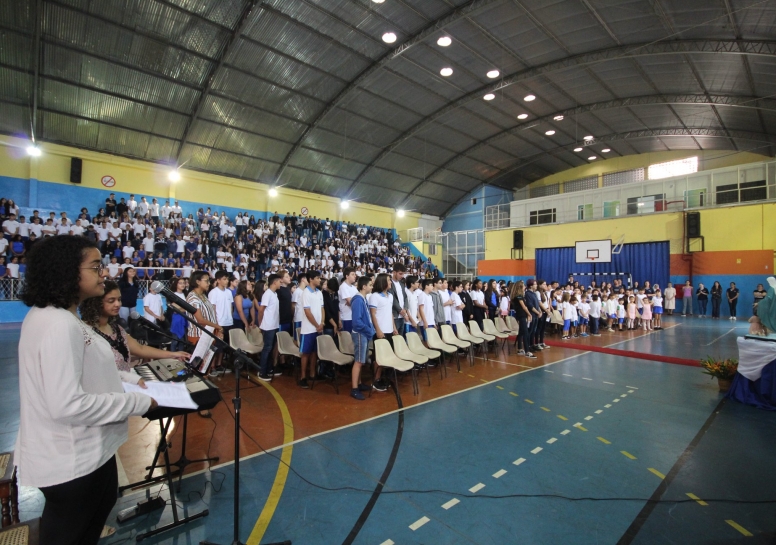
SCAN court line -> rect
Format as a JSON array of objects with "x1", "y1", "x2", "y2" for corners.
[{"x1": 703, "y1": 328, "x2": 736, "y2": 346}]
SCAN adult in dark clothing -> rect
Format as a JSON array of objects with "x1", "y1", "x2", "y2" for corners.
[
  {"x1": 510, "y1": 281, "x2": 534, "y2": 357},
  {"x1": 753, "y1": 283, "x2": 768, "y2": 316},
  {"x1": 460, "y1": 281, "x2": 474, "y2": 323},
  {"x1": 118, "y1": 267, "x2": 139, "y2": 324},
  {"x1": 727, "y1": 282, "x2": 739, "y2": 320},
  {"x1": 388, "y1": 264, "x2": 408, "y2": 334},
  {"x1": 322, "y1": 277, "x2": 340, "y2": 337},
  {"x1": 710, "y1": 281, "x2": 723, "y2": 318},
  {"x1": 484, "y1": 280, "x2": 499, "y2": 320},
  {"x1": 524, "y1": 279, "x2": 542, "y2": 351},
  {"x1": 696, "y1": 283, "x2": 709, "y2": 316}
]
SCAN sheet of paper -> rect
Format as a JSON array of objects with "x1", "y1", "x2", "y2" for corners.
[
  {"x1": 123, "y1": 381, "x2": 198, "y2": 410},
  {"x1": 190, "y1": 326, "x2": 216, "y2": 374}
]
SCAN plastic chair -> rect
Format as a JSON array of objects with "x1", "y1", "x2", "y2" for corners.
[
  {"x1": 338, "y1": 330, "x2": 355, "y2": 356},
  {"x1": 506, "y1": 316, "x2": 521, "y2": 336},
  {"x1": 495, "y1": 316, "x2": 514, "y2": 337},
  {"x1": 469, "y1": 321, "x2": 495, "y2": 355},
  {"x1": 406, "y1": 332, "x2": 443, "y2": 378},
  {"x1": 483, "y1": 318, "x2": 509, "y2": 354},
  {"x1": 315, "y1": 335, "x2": 354, "y2": 393},
  {"x1": 392, "y1": 334, "x2": 431, "y2": 386},
  {"x1": 246, "y1": 326, "x2": 265, "y2": 351},
  {"x1": 374, "y1": 339, "x2": 418, "y2": 396},
  {"x1": 441, "y1": 324, "x2": 470, "y2": 371},
  {"x1": 454, "y1": 323, "x2": 484, "y2": 364},
  {"x1": 425, "y1": 327, "x2": 457, "y2": 377},
  {"x1": 229, "y1": 328, "x2": 262, "y2": 356},
  {"x1": 276, "y1": 331, "x2": 301, "y2": 378}
]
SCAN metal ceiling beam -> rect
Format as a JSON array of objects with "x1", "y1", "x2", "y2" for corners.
[
  {"x1": 31, "y1": 0, "x2": 42, "y2": 141},
  {"x1": 175, "y1": 0, "x2": 260, "y2": 164},
  {"x1": 420, "y1": 94, "x2": 776, "y2": 198},
  {"x1": 272, "y1": 0, "x2": 504, "y2": 184},
  {"x1": 343, "y1": 39, "x2": 776, "y2": 198}
]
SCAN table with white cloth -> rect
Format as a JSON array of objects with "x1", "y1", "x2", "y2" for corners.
[{"x1": 727, "y1": 337, "x2": 776, "y2": 410}]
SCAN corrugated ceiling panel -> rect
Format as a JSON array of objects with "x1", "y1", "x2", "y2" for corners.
[
  {"x1": 282, "y1": 166, "x2": 349, "y2": 196},
  {"x1": 0, "y1": 67, "x2": 30, "y2": 103},
  {"x1": 289, "y1": 147, "x2": 365, "y2": 180},
  {"x1": 318, "y1": 112, "x2": 400, "y2": 149},
  {"x1": 358, "y1": 167, "x2": 419, "y2": 193},
  {"x1": 303, "y1": 127, "x2": 381, "y2": 163},
  {"x1": 160, "y1": 0, "x2": 245, "y2": 29},
  {"x1": 376, "y1": 152, "x2": 441, "y2": 179},
  {"x1": 203, "y1": 96, "x2": 305, "y2": 143},
  {"x1": 339, "y1": 91, "x2": 423, "y2": 133},
  {"x1": 0, "y1": 102, "x2": 30, "y2": 137},
  {"x1": 361, "y1": 69, "x2": 448, "y2": 115},
  {"x1": 0, "y1": 0, "x2": 32, "y2": 30},
  {"x1": 349, "y1": 183, "x2": 408, "y2": 207},
  {"x1": 391, "y1": 138, "x2": 457, "y2": 165},
  {"x1": 186, "y1": 120, "x2": 291, "y2": 162},
  {"x1": 0, "y1": 30, "x2": 32, "y2": 68},
  {"x1": 41, "y1": 111, "x2": 100, "y2": 148}
]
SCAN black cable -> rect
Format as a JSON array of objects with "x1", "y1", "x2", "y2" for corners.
[{"x1": 219, "y1": 392, "x2": 776, "y2": 506}]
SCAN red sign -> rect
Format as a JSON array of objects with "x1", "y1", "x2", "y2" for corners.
[{"x1": 101, "y1": 175, "x2": 116, "y2": 188}]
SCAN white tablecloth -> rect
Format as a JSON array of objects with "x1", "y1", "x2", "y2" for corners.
[{"x1": 737, "y1": 337, "x2": 776, "y2": 380}]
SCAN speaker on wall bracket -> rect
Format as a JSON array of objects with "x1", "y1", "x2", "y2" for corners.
[
  {"x1": 685, "y1": 211, "x2": 704, "y2": 253},
  {"x1": 70, "y1": 157, "x2": 82, "y2": 184},
  {"x1": 512, "y1": 230, "x2": 524, "y2": 260}
]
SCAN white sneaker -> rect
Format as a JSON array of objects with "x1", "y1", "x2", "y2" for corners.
[{"x1": 732, "y1": 317, "x2": 736, "y2": 321}]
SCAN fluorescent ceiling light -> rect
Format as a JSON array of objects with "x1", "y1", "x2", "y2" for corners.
[
  {"x1": 437, "y1": 36, "x2": 451, "y2": 47},
  {"x1": 341, "y1": 200, "x2": 350, "y2": 209},
  {"x1": 588, "y1": 156, "x2": 597, "y2": 161},
  {"x1": 372, "y1": 0, "x2": 385, "y2": 3},
  {"x1": 168, "y1": 169, "x2": 181, "y2": 182},
  {"x1": 602, "y1": 148, "x2": 611, "y2": 153},
  {"x1": 574, "y1": 147, "x2": 583, "y2": 152},
  {"x1": 483, "y1": 93, "x2": 495, "y2": 101},
  {"x1": 584, "y1": 135, "x2": 594, "y2": 141},
  {"x1": 553, "y1": 115, "x2": 564, "y2": 121},
  {"x1": 440, "y1": 67, "x2": 453, "y2": 77},
  {"x1": 517, "y1": 113, "x2": 528, "y2": 120},
  {"x1": 397, "y1": 209, "x2": 405, "y2": 217},
  {"x1": 486, "y1": 70, "x2": 500, "y2": 78},
  {"x1": 545, "y1": 130, "x2": 556, "y2": 136},
  {"x1": 26, "y1": 145, "x2": 41, "y2": 157},
  {"x1": 269, "y1": 188, "x2": 278, "y2": 197},
  {"x1": 382, "y1": 32, "x2": 397, "y2": 44},
  {"x1": 524, "y1": 94, "x2": 536, "y2": 101}
]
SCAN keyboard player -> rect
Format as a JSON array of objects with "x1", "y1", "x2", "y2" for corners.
[{"x1": 79, "y1": 280, "x2": 191, "y2": 386}]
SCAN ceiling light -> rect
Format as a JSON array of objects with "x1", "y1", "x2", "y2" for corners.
[
  {"x1": 437, "y1": 36, "x2": 451, "y2": 47},
  {"x1": 168, "y1": 169, "x2": 181, "y2": 182},
  {"x1": 574, "y1": 147, "x2": 583, "y2": 152},
  {"x1": 584, "y1": 135, "x2": 594, "y2": 141},
  {"x1": 553, "y1": 115, "x2": 564, "y2": 121},
  {"x1": 517, "y1": 113, "x2": 528, "y2": 120},
  {"x1": 524, "y1": 94, "x2": 536, "y2": 101},
  {"x1": 545, "y1": 130, "x2": 556, "y2": 136},
  {"x1": 483, "y1": 93, "x2": 495, "y2": 101},
  {"x1": 588, "y1": 156, "x2": 597, "y2": 161},
  {"x1": 268, "y1": 188, "x2": 278, "y2": 197},
  {"x1": 397, "y1": 209, "x2": 406, "y2": 217},
  {"x1": 486, "y1": 70, "x2": 500, "y2": 79},
  {"x1": 341, "y1": 200, "x2": 350, "y2": 209},
  {"x1": 382, "y1": 32, "x2": 397, "y2": 44},
  {"x1": 602, "y1": 148, "x2": 611, "y2": 153},
  {"x1": 26, "y1": 145, "x2": 41, "y2": 157},
  {"x1": 371, "y1": 0, "x2": 385, "y2": 3},
  {"x1": 440, "y1": 67, "x2": 453, "y2": 77}
]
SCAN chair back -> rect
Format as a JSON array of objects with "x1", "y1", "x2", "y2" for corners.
[
  {"x1": 483, "y1": 319, "x2": 506, "y2": 337},
  {"x1": 495, "y1": 316, "x2": 510, "y2": 334},
  {"x1": 469, "y1": 321, "x2": 495, "y2": 340},
  {"x1": 406, "y1": 331, "x2": 442, "y2": 359},
  {"x1": 276, "y1": 330, "x2": 300, "y2": 356},
  {"x1": 426, "y1": 327, "x2": 455, "y2": 352},
  {"x1": 392, "y1": 334, "x2": 427, "y2": 364},
  {"x1": 374, "y1": 339, "x2": 413, "y2": 372},
  {"x1": 247, "y1": 326, "x2": 264, "y2": 348},
  {"x1": 441, "y1": 324, "x2": 469, "y2": 347},
  {"x1": 338, "y1": 330, "x2": 355, "y2": 355},
  {"x1": 229, "y1": 328, "x2": 247, "y2": 350},
  {"x1": 506, "y1": 315, "x2": 520, "y2": 332}
]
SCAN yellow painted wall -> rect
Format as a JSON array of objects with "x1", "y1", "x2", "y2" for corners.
[
  {"x1": 529, "y1": 150, "x2": 770, "y2": 189},
  {"x1": 485, "y1": 203, "x2": 776, "y2": 262},
  {"x1": 0, "y1": 136, "x2": 420, "y2": 230}
]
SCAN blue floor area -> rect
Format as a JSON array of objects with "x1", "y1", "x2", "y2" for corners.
[{"x1": 3, "y1": 318, "x2": 775, "y2": 544}]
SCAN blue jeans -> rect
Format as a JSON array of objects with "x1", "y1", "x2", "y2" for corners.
[
  {"x1": 698, "y1": 299, "x2": 708, "y2": 315},
  {"x1": 259, "y1": 328, "x2": 278, "y2": 375}
]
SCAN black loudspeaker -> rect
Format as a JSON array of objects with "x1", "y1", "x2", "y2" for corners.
[
  {"x1": 70, "y1": 157, "x2": 83, "y2": 184},
  {"x1": 686, "y1": 212, "x2": 701, "y2": 238},
  {"x1": 513, "y1": 229, "x2": 523, "y2": 250}
]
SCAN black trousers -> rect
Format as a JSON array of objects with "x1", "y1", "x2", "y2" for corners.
[{"x1": 40, "y1": 456, "x2": 118, "y2": 545}]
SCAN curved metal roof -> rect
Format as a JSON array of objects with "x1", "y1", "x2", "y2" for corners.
[{"x1": 1, "y1": 0, "x2": 775, "y2": 216}]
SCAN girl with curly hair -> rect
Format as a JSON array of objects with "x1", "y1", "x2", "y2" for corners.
[{"x1": 16, "y1": 235, "x2": 157, "y2": 545}]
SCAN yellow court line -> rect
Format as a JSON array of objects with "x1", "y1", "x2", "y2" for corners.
[
  {"x1": 496, "y1": 385, "x2": 504, "y2": 390},
  {"x1": 540, "y1": 407, "x2": 551, "y2": 412},
  {"x1": 597, "y1": 437, "x2": 611, "y2": 445},
  {"x1": 647, "y1": 467, "x2": 666, "y2": 480},
  {"x1": 247, "y1": 380, "x2": 295, "y2": 545},
  {"x1": 480, "y1": 378, "x2": 489, "y2": 383},
  {"x1": 557, "y1": 415, "x2": 568, "y2": 421},
  {"x1": 725, "y1": 520, "x2": 753, "y2": 537},
  {"x1": 467, "y1": 374, "x2": 475, "y2": 378},
  {"x1": 686, "y1": 493, "x2": 708, "y2": 506},
  {"x1": 524, "y1": 399, "x2": 534, "y2": 404},
  {"x1": 621, "y1": 451, "x2": 637, "y2": 460},
  {"x1": 574, "y1": 424, "x2": 588, "y2": 431},
  {"x1": 509, "y1": 392, "x2": 518, "y2": 397}
]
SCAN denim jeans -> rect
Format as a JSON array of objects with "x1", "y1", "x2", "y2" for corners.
[
  {"x1": 711, "y1": 297, "x2": 721, "y2": 317},
  {"x1": 698, "y1": 299, "x2": 708, "y2": 315},
  {"x1": 682, "y1": 297, "x2": 692, "y2": 315},
  {"x1": 259, "y1": 328, "x2": 278, "y2": 375}
]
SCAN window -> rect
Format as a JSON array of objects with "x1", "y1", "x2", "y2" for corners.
[
  {"x1": 427, "y1": 243, "x2": 437, "y2": 256},
  {"x1": 627, "y1": 194, "x2": 665, "y2": 215},
  {"x1": 529, "y1": 208, "x2": 556, "y2": 225},
  {"x1": 564, "y1": 176, "x2": 598, "y2": 194},
  {"x1": 530, "y1": 183, "x2": 560, "y2": 198},
  {"x1": 648, "y1": 156, "x2": 698, "y2": 180},
  {"x1": 603, "y1": 201, "x2": 620, "y2": 218},
  {"x1": 577, "y1": 203, "x2": 593, "y2": 220},
  {"x1": 603, "y1": 168, "x2": 644, "y2": 187},
  {"x1": 715, "y1": 180, "x2": 767, "y2": 205},
  {"x1": 684, "y1": 188, "x2": 706, "y2": 208}
]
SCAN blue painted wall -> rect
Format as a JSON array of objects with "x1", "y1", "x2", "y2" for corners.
[
  {"x1": 442, "y1": 185, "x2": 513, "y2": 233},
  {"x1": 669, "y1": 274, "x2": 758, "y2": 318}
]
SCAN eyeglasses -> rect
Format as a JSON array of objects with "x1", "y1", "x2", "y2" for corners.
[{"x1": 81, "y1": 265, "x2": 105, "y2": 274}]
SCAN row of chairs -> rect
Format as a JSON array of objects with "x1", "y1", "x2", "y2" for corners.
[{"x1": 227, "y1": 317, "x2": 522, "y2": 396}]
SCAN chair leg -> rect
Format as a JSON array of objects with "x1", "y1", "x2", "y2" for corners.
[
  {"x1": 424, "y1": 364, "x2": 431, "y2": 386},
  {"x1": 455, "y1": 351, "x2": 461, "y2": 372},
  {"x1": 412, "y1": 369, "x2": 418, "y2": 395}
]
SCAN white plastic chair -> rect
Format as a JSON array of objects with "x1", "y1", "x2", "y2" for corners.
[
  {"x1": 483, "y1": 318, "x2": 509, "y2": 354},
  {"x1": 374, "y1": 339, "x2": 418, "y2": 396},
  {"x1": 469, "y1": 321, "x2": 495, "y2": 355},
  {"x1": 441, "y1": 324, "x2": 470, "y2": 371},
  {"x1": 246, "y1": 326, "x2": 265, "y2": 351},
  {"x1": 276, "y1": 330, "x2": 301, "y2": 378},
  {"x1": 455, "y1": 322, "x2": 485, "y2": 363},
  {"x1": 392, "y1": 334, "x2": 431, "y2": 387},
  {"x1": 338, "y1": 330, "x2": 355, "y2": 356},
  {"x1": 425, "y1": 327, "x2": 457, "y2": 378},
  {"x1": 406, "y1": 332, "x2": 443, "y2": 379},
  {"x1": 506, "y1": 315, "x2": 520, "y2": 336},
  {"x1": 229, "y1": 328, "x2": 262, "y2": 355},
  {"x1": 315, "y1": 335, "x2": 355, "y2": 393}
]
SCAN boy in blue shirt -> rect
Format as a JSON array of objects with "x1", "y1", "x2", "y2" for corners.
[{"x1": 350, "y1": 276, "x2": 375, "y2": 400}]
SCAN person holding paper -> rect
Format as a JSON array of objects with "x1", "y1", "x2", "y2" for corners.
[
  {"x1": 79, "y1": 280, "x2": 190, "y2": 379},
  {"x1": 16, "y1": 235, "x2": 157, "y2": 545}
]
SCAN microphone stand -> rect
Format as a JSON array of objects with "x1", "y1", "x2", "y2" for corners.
[
  {"x1": 163, "y1": 304, "x2": 290, "y2": 545},
  {"x1": 131, "y1": 319, "x2": 195, "y2": 351}
]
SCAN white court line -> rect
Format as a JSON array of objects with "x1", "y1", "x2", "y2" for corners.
[
  {"x1": 613, "y1": 399, "x2": 620, "y2": 403},
  {"x1": 560, "y1": 429, "x2": 571, "y2": 435},
  {"x1": 546, "y1": 437, "x2": 557, "y2": 444},
  {"x1": 469, "y1": 483, "x2": 485, "y2": 493},
  {"x1": 380, "y1": 540, "x2": 395, "y2": 545},
  {"x1": 605, "y1": 404, "x2": 612, "y2": 408},
  {"x1": 531, "y1": 446, "x2": 543, "y2": 454},
  {"x1": 582, "y1": 377, "x2": 593, "y2": 381},
  {"x1": 595, "y1": 410, "x2": 603, "y2": 414},
  {"x1": 493, "y1": 469, "x2": 508, "y2": 478},
  {"x1": 441, "y1": 498, "x2": 460, "y2": 510},
  {"x1": 621, "y1": 394, "x2": 628, "y2": 397},
  {"x1": 626, "y1": 385, "x2": 639, "y2": 389},
  {"x1": 544, "y1": 370, "x2": 554, "y2": 373},
  {"x1": 513, "y1": 457, "x2": 526, "y2": 466},
  {"x1": 628, "y1": 390, "x2": 635, "y2": 393},
  {"x1": 603, "y1": 381, "x2": 615, "y2": 385},
  {"x1": 704, "y1": 327, "x2": 736, "y2": 346},
  {"x1": 584, "y1": 416, "x2": 593, "y2": 420},
  {"x1": 409, "y1": 517, "x2": 430, "y2": 530},
  {"x1": 563, "y1": 373, "x2": 573, "y2": 377}
]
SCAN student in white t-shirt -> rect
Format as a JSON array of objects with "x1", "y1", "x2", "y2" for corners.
[
  {"x1": 208, "y1": 271, "x2": 234, "y2": 329},
  {"x1": 143, "y1": 291, "x2": 164, "y2": 325},
  {"x1": 589, "y1": 294, "x2": 602, "y2": 336},
  {"x1": 438, "y1": 281, "x2": 452, "y2": 324},
  {"x1": 257, "y1": 274, "x2": 281, "y2": 378},
  {"x1": 369, "y1": 273, "x2": 397, "y2": 392},
  {"x1": 404, "y1": 275, "x2": 421, "y2": 333},
  {"x1": 292, "y1": 273, "x2": 308, "y2": 341},
  {"x1": 417, "y1": 278, "x2": 435, "y2": 337},
  {"x1": 337, "y1": 267, "x2": 358, "y2": 332},
  {"x1": 451, "y1": 281, "x2": 465, "y2": 328},
  {"x1": 298, "y1": 271, "x2": 324, "y2": 388}
]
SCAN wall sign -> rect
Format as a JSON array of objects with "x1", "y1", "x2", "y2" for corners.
[
  {"x1": 300, "y1": 206, "x2": 309, "y2": 216},
  {"x1": 101, "y1": 175, "x2": 116, "y2": 188}
]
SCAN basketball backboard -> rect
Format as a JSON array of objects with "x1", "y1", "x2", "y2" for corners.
[{"x1": 575, "y1": 239, "x2": 612, "y2": 263}]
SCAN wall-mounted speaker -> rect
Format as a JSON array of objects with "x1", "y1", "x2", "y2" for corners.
[
  {"x1": 70, "y1": 157, "x2": 82, "y2": 184},
  {"x1": 513, "y1": 229, "x2": 523, "y2": 250},
  {"x1": 686, "y1": 211, "x2": 701, "y2": 238}
]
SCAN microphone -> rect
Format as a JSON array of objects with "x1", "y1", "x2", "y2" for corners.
[
  {"x1": 130, "y1": 310, "x2": 166, "y2": 333},
  {"x1": 150, "y1": 281, "x2": 197, "y2": 315}
]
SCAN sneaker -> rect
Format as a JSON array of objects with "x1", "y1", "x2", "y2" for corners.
[
  {"x1": 258, "y1": 373, "x2": 272, "y2": 382},
  {"x1": 298, "y1": 378, "x2": 310, "y2": 389},
  {"x1": 350, "y1": 388, "x2": 365, "y2": 401},
  {"x1": 525, "y1": 352, "x2": 537, "y2": 359},
  {"x1": 541, "y1": 344, "x2": 550, "y2": 349},
  {"x1": 593, "y1": 333, "x2": 602, "y2": 336},
  {"x1": 223, "y1": 367, "x2": 233, "y2": 374},
  {"x1": 372, "y1": 379, "x2": 388, "y2": 392},
  {"x1": 580, "y1": 333, "x2": 589, "y2": 337},
  {"x1": 272, "y1": 369, "x2": 284, "y2": 377},
  {"x1": 732, "y1": 317, "x2": 736, "y2": 321},
  {"x1": 517, "y1": 349, "x2": 526, "y2": 355},
  {"x1": 358, "y1": 383, "x2": 371, "y2": 392},
  {"x1": 573, "y1": 334, "x2": 580, "y2": 338}
]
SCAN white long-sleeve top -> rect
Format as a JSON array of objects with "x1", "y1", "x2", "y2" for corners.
[{"x1": 15, "y1": 306, "x2": 152, "y2": 488}]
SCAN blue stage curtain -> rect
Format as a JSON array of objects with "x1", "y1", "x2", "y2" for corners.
[{"x1": 536, "y1": 241, "x2": 669, "y2": 288}]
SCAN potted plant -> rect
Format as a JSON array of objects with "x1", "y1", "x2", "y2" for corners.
[{"x1": 699, "y1": 356, "x2": 738, "y2": 392}]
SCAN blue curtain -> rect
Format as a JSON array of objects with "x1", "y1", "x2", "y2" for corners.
[{"x1": 536, "y1": 242, "x2": 669, "y2": 288}]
